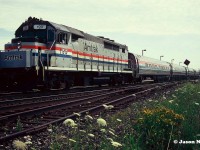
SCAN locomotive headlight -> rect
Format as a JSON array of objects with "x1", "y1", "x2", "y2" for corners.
[{"x1": 17, "y1": 41, "x2": 21, "y2": 50}]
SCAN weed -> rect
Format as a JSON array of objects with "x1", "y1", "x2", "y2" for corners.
[{"x1": 16, "y1": 116, "x2": 23, "y2": 131}]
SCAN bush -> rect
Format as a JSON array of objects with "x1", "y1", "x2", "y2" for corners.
[{"x1": 135, "y1": 106, "x2": 184, "y2": 150}]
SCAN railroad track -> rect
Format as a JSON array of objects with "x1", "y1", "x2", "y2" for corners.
[
  {"x1": 0, "y1": 88, "x2": 115, "y2": 114},
  {"x1": 0, "y1": 84, "x2": 127, "y2": 101},
  {"x1": 0, "y1": 82, "x2": 179, "y2": 143},
  {"x1": 0, "y1": 84, "x2": 144, "y2": 122}
]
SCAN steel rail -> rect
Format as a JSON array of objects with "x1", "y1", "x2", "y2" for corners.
[
  {"x1": 0, "y1": 85, "x2": 146, "y2": 122},
  {"x1": 0, "y1": 82, "x2": 177, "y2": 142}
]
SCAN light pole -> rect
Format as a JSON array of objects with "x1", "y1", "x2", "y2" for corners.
[
  {"x1": 171, "y1": 59, "x2": 174, "y2": 63},
  {"x1": 160, "y1": 55, "x2": 164, "y2": 60},
  {"x1": 179, "y1": 62, "x2": 182, "y2": 66},
  {"x1": 142, "y1": 49, "x2": 146, "y2": 56}
]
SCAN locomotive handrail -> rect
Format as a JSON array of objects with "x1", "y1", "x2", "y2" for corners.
[
  {"x1": 49, "y1": 40, "x2": 56, "y2": 50},
  {"x1": 46, "y1": 40, "x2": 56, "y2": 69}
]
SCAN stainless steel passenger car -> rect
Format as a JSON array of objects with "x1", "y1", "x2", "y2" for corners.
[{"x1": 133, "y1": 54, "x2": 171, "y2": 82}]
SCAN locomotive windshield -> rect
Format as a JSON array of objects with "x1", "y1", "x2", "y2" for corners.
[
  {"x1": 14, "y1": 28, "x2": 47, "y2": 43},
  {"x1": 12, "y1": 25, "x2": 47, "y2": 43},
  {"x1": 19, "y1": 30, "x2": 46, "y2": 39}
]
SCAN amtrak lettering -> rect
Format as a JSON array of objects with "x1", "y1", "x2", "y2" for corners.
[
  {"x1": 84, "y1": 43, "x2": 98, "y2": 53},
  {"x1": 4, "y1": 55, "x2": 22, "y2": 61},
  {"x1": 145, "y1": 63, "x2": 169, "y2": 70}
]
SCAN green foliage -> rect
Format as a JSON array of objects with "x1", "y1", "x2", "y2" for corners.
[
  {"x1": 135, "y1": 106, "x2": 184, "y2": 149},
  {"x1": 50, "y1": 141, "x2": 62, "y2": 150},
  {"x1": 122, "y1": 134, "x2": 139, "y2": 150},
  {"x1": 16, "y1": 116, "x2": 23, "y2": 131},
  {"x1": 162, "y1": 83, "x2": 200, "y2": 149},
  {"x1": 36, "y1": 82, "x2": 200, "y2": 150}
]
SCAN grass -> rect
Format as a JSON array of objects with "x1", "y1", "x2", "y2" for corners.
[
  {"x1": 162, "y1": 83, "x2": 200, "y2": 150},
  {"x1": 135, "y1": 82, "x2": 200, "y2": 150},
  {"x1": 12, "y1": 82, "x2": 200, "y2": 149},
  {"x1": 134, "y1": 106, "x2": 184, "y2": 149},
  {"x1": 16, "y1": 116, "x2": 23, "y2": 132}
]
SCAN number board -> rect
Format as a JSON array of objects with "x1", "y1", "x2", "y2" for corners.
[{"x1": 33, "y1": 25, "x2": 46, "y2": 30}]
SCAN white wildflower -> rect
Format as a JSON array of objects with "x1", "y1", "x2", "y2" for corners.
[
  {"x1": 26, "y1": 135, "x2": 31, "y2": 139},
  {"x1": 73, "y1": 112, "x2": 81, "y2": 117},
  {"x1": 85, "y1": 115, "x2": 93, "y2": 120},
  {"x1": 88, "y1": 133, "x2": 95, "y2": 138},
  {"x1": 97, "y1": 118, "x2": 107, "y2": 127},
  {"x1": 100, "y1": 129, "x2": 106, "y2": 133},
  {"x1": 107, "y1": 138, "x2": 113, "y2": 142},
  {"x1": 72, "y1": 126, "x2": 77, "y2": 129},
  {"x1": 59, "y1": 135, "x2": 67, "y2": 139},
  {"x1": 172, "y1": 94, "x2": 176, "y2": 98},
  {"x1": 63, "y1": 119, "x2": 77, "y2": 127},
  {"x1": 25, "y1": 141, "x2": 32, "y2": 145},
  {"x1": 111, "y1": 141, "x2": 122, "y2": 147},
  {"x1": 24, "y1": 135, "x2": 31, "y2": 142},
  {"x1": 79, "y1": 130, "x2": 86, "y2": 133},
  {"x1": 148, "y1": 99, "x2": 153, "y2": 102},
  {"x1": 169, "y1": 100, "x2": 174, "y2": 103},
  {"x1": 38, "y1": 141, "x2": 41, "y2": 145},
  {"x1": 47, "y1": 128, "x2": 52, "y2": 132},
  {"x1": 13, "y1": 140, "x2": 27, "y2": 150},
  {"x1": 108, "y1": 105, "x2": 114, "y2": 109},
  {"x1": 195, "y1": 103, "x2": 199, "y2": 106},
  {"x1": 102, "y1": 104, "x2": 114, "y2": 110},
  {"x1": 109, "y1": 128, "x2": 115, "y2": 132},
  {"x1": 24, "y1": 135, "x2": 31, "y2": 140},
  {"x1": 116, "y1": 119, "x2": 122, "y2": 122},
  {"x1": 102, "y1": 104, "x2": 108, "y2": 109},
  {"x1": 69, "y1": 139, "x2": 76, "y2": 143},
  {"x1": 109, "y1": 131, "x2": 116, "y2": 136}
]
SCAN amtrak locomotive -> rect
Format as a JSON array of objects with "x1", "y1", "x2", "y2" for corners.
[{"x1": 0, "y1": 17, "x2": 198, "y2": 90}]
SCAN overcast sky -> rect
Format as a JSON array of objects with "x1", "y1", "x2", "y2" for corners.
[{"x1": 0, "y1": 0, "x2": 199, "y2": 69}]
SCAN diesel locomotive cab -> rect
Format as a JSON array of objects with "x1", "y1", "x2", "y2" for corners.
[
  {"x1": 15, "y1": 18, "x2": 48, "y2": 43},
  {"x1": 14, "y1": 26, "x2": 47, "y2": 43},
  {"x1": 5, "y1": 19, "x2": 48, "y2": 49}
]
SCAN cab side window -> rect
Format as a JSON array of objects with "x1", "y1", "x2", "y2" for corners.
[{"x1": 57, "y1": 33, "x2": 68, "y2": 44}]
